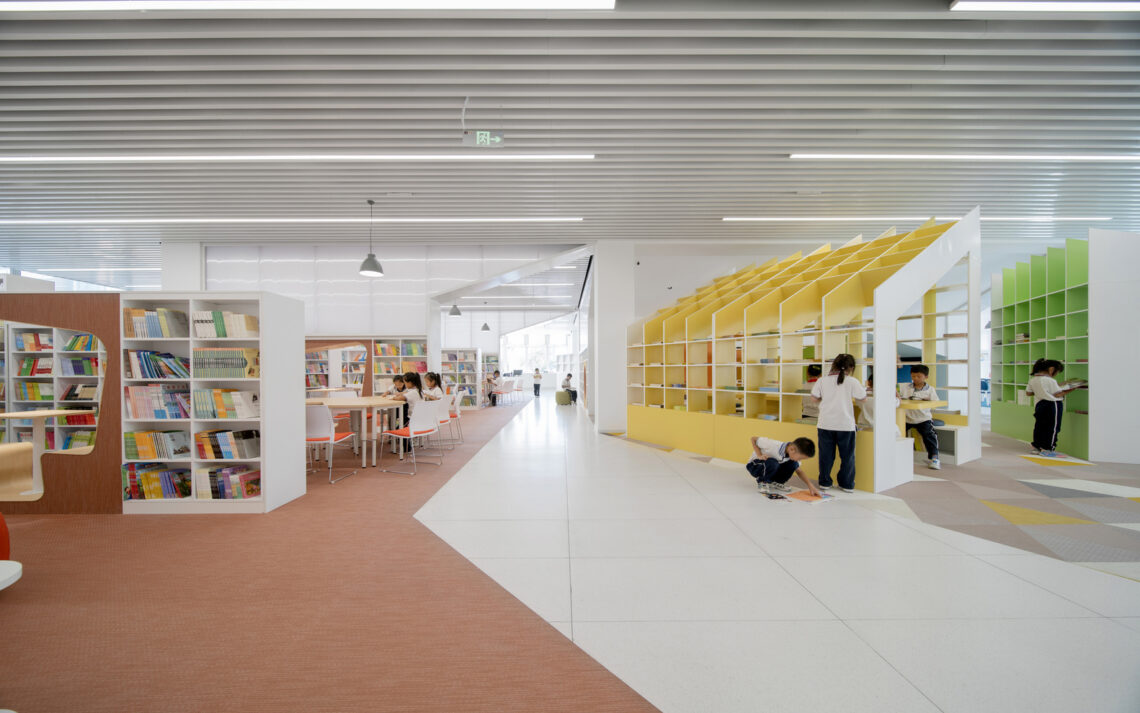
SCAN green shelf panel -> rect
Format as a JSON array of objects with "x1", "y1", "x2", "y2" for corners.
[
  {"x1": 1046, "y1": 292, "x2": 1064, "y2": 317},
  {"x1": 1030, "y1": 254, "x2": 1047, "y2": 298},
  {"x1": 1066, "y1": 238, "x2": 1088, "y2": 287},
  {"x1": 1066, "y1": 338, "x2": 1088, "y2": 363},
  {"x1": 1015, "y1": 343, "x2": 1029, "y2": 363},
  {"x1": 1002, "y1": 267, "x2": 1017, "y2": 307},
  {"x1": 1002, "y1": 324, "x2": 1015, "y2": 344},
  {"x1": 1030, "y1": 341, "x2": 1046, "y2": 364},
  {"x1": 1045, "y1": 317, "x2": 1065, "y2": 340},
  {"x1": 1066, "y1": 312, "x2": 1088, "y2": 338},
  {"x1": 1002, "y1": 306, "x2": 1015, "y2": 324},
  {"x1": 1002, "y1": 364, "x2": 1016, "y2": 384},
  {"x1": 1046, "y1": 246, "x2": 1067, "y2": 294},
  {"x1": 1015, "y1": 302, "x2": 1029, "y2": 323},
  {"x1": 1015, "y1": 262, "x2": 1031, "y2": 302},
  {"x1": 1045, "y1": 339, "x2": 1065, "y2": 361},
  {"x1": 1030, "y1": 318, "x2": 1046, "y2": 342},
  {"x1": 1065, "y1": 389, "x2": 1087, "y2": 414},
  {"x1": 1030, "y1": 296, "x2": 1046, "y2": 320},
  {"x1": 1067, "y1": 285, "x2": 1088, "y2": 311},
  {"x1": 1065, "y1": 363, "x2": 1088, "y2": 384}
]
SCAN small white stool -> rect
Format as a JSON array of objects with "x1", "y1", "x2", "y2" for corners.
[{"x1": 0, "y1": 560, "x2": 22, "y2": 591}]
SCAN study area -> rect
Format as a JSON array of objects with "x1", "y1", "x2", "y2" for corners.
[{"x1": 1, "y1": 3, "x2": 1139, "y2": 713}]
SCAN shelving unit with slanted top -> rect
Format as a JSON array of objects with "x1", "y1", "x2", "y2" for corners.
[{"x1": 628, "y1": 211, "x2": 983, "y2": 492}]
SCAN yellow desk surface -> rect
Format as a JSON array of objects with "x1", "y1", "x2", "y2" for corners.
[
  {"x1": 0, "y1": 408, "x2": 96, "y2": 419},
  {"x1": 895, "y1": 399, "x2": 949, "y2": 436}
]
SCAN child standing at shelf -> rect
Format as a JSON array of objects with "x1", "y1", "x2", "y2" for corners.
[
  {"x1": 810, "y1": 353, "x2": 867, "y2": 493},
  {"x1": 486, "y1": 370, "x2": 503, "y2": 406},
  {"x1": 1026, "y1": 358, "x2": 1083, "y2": 457},
  {"x1": 899, "y1": 364, "x2": 940, "y2": 470},
  {"x1": 800, "y1": 364, "x2": 822, "y2": 421},
  {"x1": 746, "y1": 435, "x2": 820, "y2": 496},
  {"x1": 533, "y1": 368, "x2": 543, "y2": 397}
]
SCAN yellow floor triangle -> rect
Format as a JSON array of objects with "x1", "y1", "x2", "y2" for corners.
[
  {"x1": 981, "y1": 500, "x2": 1094, "y2": 525},
  {"x1": 1019, "y1": 455, "x2": 1094, "y2": 467}
]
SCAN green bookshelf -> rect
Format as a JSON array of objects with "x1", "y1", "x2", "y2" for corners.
[{"x1": 990, "y1": 238, "x2": 1089, "y2": 459}]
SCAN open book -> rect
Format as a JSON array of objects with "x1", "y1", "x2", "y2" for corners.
[{"x1": 786, "y1": 491, "x2": 835, "y2": 504}]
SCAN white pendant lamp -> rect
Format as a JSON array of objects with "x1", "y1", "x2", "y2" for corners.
[
  {"x1": 358, "y1": 199, "x2": 384, "y2": 277},
  {"x1": 449, "y1": 304, "x2": 462, "y2": 316}
]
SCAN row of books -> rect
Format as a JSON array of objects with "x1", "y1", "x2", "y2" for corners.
[
  {"x1": 305, "y1": 374, "x2": 328, "y2": 387},
  {"x1": 63, "y1": 333, "x2": 99, "y2": 351},
  {"x1": 58, "y1": 356, "x2": 100, "y2": 376},
  {"x1": 305, "y1": 351, "x2": 328, "y2": 360},
  {"x1": 122, "y1": 463, "x2": 192, "y2": 500},
  {"x1": 61, "y1": 430, "x2": 95, "y2": 449},
  {"x1": 443, "y1": 363, "x2": 477, "y2": 372},
  {"x1": 196, "y1": 465, "x2": 261, "y2": 500},
  {"x1": 305, "y1": 363, "x2": 327, "y2": 374},
  {"x1": 375, "y1": 361, "x2": 400, "y2": 375},
  {"x1": 15, "y1": 430, "x2": 55, "y2": 449},
  {"x1": 191, "y1": 310, "x2": 260, "y2": 338},
  {"x1": 124, "y1": 430, "x2": 192, "y2": 460},
  {"x1": 14, "y1": 381, "x2": 53, "y2": 401},
  {"x1": 18, "y1": 357, "x2": 52, "y2": 375},
  {"x1": 192, "y1": 389, "x2": 260, "y2": 419},
  {"x1": 56, "y1": 411, "x2": 96, "y2": 426},
  {"x1": 344, "y1": 351, "x2": 366, "y2": 364},
  {"x1": 12, "y1": 331, "x2": 52, "y2": 351},
  {"x1": 402, "y1": 360, "x2": 428, "y2": 373},
  {"x1": 125, "y1": 350, "x2": 190, "y2": 379},
  {"x1": 124, "y1": 384, "x2": 191, "y2": 420},
  {"x1": 376, "y1": 343, "x2": 427, "y2": 357},
  {"x1": 61, "y1": 383, "x2": 98, "y2": 401},
  {"x1": 195, "y1": 429, "x2": 261, "y2": 460},
  {"x1": 122, "y1": 307, "x2": 190, "y2": 339},
  {"x1": 374, "y1": 343, "x2": 400, "y2": 357},
  {"x1": 192, "y1": 348, "x2": 260, "y2": 378}
]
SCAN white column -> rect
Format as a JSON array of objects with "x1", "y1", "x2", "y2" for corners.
[
  {"x1": 426, "y1": 299, "x2": 442, "y2": 372},
  {"x1": 962, "y1": 244, "x2": 983, "y2": 462},
  {"x1": 161, "y1": 241, "x2": 203, "y2": 290},
  {"x1": 591, "y1": 241, "x2": 636, "y2": 433}
]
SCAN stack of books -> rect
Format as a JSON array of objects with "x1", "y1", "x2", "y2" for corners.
[
  {"x1": 61, "y1": 383, "x2": 98, "y2": 401},
  {"x1": 191, "y1": 348, "x2": 260, "y2": 378},
  {"x1": 195, "y1": 465, "x2": 261, "y2": 500},
  {"x1": 191, "y1": 310, "x2": 259, "y2": 338},
  {"x1": 194, "y1": 429, "x2": 261, "y2": 459},
  {"x1": 124, "y1": 430, "x2": 192, "y2": 460},
  {"x1": 122, "y1": 463, "x2": 192, "y2": 500},
  {"x1": 192, "y1": 389, "x2": 260, "y2": 419},
  {"x1": 122, "y1": 307, "x2": 190, "y2": 339}
]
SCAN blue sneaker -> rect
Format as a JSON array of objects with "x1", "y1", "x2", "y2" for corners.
[{"x1": 1037, "y1": 450, "x2": 1059, "y2": 458}]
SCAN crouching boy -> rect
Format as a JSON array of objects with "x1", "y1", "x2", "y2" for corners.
[{"x1": 747, "y1": 435, "x2": 820, "y2": 496}]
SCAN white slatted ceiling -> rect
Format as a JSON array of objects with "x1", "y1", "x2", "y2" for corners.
[{"x1": 0, "y1": 0, "x2": 1137, "y2": 288}]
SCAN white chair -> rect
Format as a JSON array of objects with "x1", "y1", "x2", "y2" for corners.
[
  {"x1": 446, "y1": 390, "x2": 464, "y2": 444},
  {"x1": 493, "y1": 378, "x2": 513, "y2": 406},
  {"x1": 305, "y1": 404, "x2": 357, "y2": 484},
  {"x1": 433, "y1": 391, "x2": 460, "y2": 449},
  {"x1": 378, "y1": 399, "x2": 442, "y2": 475}
]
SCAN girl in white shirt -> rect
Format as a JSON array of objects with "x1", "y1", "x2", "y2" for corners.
[
  {"x1": 1026, "y1": 358, "x2": 1081, "y2": 456},
  {"x1": 533, "y1": 368, "x2": 543, "y2": 397},
  {"x1": 810, "y1": 353, "x2": 867, "y2": 492},
  {"x1": 422, "y1": 372, "x2": 445, "y2": 401}
]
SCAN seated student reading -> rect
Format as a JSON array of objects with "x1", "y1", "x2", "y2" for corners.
[
  {"x1": 857, "y1": 374, "x2": 900, "y2": 434},
  {"x1": 746, "y1": 435, "x2": 820, "y2": 496},
  {"x1": 899, "y1": 364, "x2": 940, "y2": 470},
  {"x1": 801, "y1": 364, "x2": 822, "y2": 420}
]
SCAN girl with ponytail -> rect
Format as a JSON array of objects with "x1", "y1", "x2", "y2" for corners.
[
  {"x1": 1026, "y1": 358, "x2": 1080, "y2": 456},
  {"x1": 809, "y1": 353, "x2": 867, "y2": 492}
]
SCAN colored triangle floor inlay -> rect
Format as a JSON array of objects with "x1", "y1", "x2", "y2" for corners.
[
  {"x1": 1019, "y1": 454, "x2": 1094, "y2": 467},
  {"x1": 981, "y1": 500, "x2": 1095, "y2": 526}
]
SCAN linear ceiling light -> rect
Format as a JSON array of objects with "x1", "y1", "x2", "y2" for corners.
[
  {"x1": 0, "y1": 217, "x2": 583, "y2": 225},
  {"x1": 461, "y1": 295, "x2": 571, "y2": 299},
  {"x1": 0, "y1": 153, "x2": 594, "y2": 163},
  {"x1": 950, "y1": 2, "x2": 1140, "y2": 10},
  {"x1": 790, "y1": 153, "x2": 1140, "y2": 162},
  {"x1": 0, "y1": 1, "x2": 615, "y2": 10},
  {"x1": 36, "y1": 267, "x2": 160, "y2": 271},
  {"x1": 553, "y1": 265, "x2": 578, "y2": 269},
  {"x1": 723, "y1": 216, "x2": 1113, "y2": 222},
  {"x1": 505, "y1": 282, "x2": 576, "y2": 287}
]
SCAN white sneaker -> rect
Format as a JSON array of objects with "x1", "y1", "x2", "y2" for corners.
[
  {"x1": 770, "y1": 481, "x2": 791, "y2": 493},
  {"x1": 929, "y1": 458, "x2": 941, "y2": 470},
  {"x1": 757, "y1": 481, "x2": 771, "y2": 494}
]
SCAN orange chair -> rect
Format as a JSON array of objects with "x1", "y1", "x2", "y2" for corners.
[{"x1": 305, "y1": 405, "x2": 358, "y2": 484}]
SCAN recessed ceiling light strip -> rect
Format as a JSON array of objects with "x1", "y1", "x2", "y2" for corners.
[
  {"x1": 724, "y1": 216, "x2": 1112, "y2": 222},
  {"x1": 790, "y1": 153, "x2": 1140, "y2": 162},
  {"x1": 950, "y1": 2, "x2": 1140, "y2": 11},
  {"x1": 0, "y1": 154, "x2": 594, "y2": 163},
  {"x1": 0, "y1": 217, "x2": 584, "y2": 225}
]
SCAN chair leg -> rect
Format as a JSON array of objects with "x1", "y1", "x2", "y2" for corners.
[
  {"x1": 379, "y1": 435, "x2": 418, "y2": 475},
  {"x1": 328, "y1": 437, "x2": 358, "y2": 484}
]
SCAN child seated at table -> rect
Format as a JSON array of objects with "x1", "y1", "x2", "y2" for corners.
[{"x1": 899, "y1": 365, "x2": 939, "y2": 470}]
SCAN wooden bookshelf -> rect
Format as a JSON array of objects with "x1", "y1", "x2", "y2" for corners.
[
  {"x1": 120, "y1": 292, "x2": 304, "y2": 514},
  {"x1": 1, "y1": 322, "x2": 105, "y2": 449}
]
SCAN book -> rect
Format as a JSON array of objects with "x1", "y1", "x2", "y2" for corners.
[
  {"x1": 194, "y1": 464, "x2": 260, "y2": 500},
  {"x1": 786, "y1": 491, "x2": 834, "y2": 504},
  {"x1": 121, "y1": 462, "x2": 192, "y2": 500},
  {"x1": 122, "y1": 307, "x2": 189, "y2": 338},
  {"x1": 191, "y1": 348, "x2": 260, "y2": 378}
]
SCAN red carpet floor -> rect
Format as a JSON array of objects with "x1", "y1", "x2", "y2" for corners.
[{"x1": 0, "y1": 405, "x2": 660, "y2": 713}]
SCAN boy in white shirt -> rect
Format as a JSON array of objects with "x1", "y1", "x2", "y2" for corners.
[
  {"x1": 746, "y1": 435, "x2": 821, "y2": 496},
  {"x1": 561, "y1": 373, "x2": 577, "y2": 403},
  {"x1": 899, "y1": 364, "x2": 939, "y2": 470}
]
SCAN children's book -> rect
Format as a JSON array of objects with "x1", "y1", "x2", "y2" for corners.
[{"x1": 786, "y1": 491, "x2": 834, "y2": 504}]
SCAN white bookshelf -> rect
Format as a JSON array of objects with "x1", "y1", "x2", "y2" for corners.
[
  {"x1": 372, "y1": 336, "x2": 427, "y2": 393},
  {"x1": 441, "y1": 348, "x2": 482, "y2": 409},
  {"x1": 1, "y1": 322, "x2": 106, "y2": 449},
  {"x1": 304, "y1": 348, "x2": 329, "y2": 391},
  {"x1": 338, "y1": 345, "x2": 367, "y2": 389},
  {"x1": 120, "y1": 292, "x2": 305, "y2": 514}
]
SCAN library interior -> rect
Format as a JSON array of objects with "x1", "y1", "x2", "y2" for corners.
[{"x1": 1, "y1": 2, "x2": 1139, "y2": 713}]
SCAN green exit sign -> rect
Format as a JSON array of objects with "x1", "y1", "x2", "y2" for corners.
[{"x1": 462, "y1": 130, "x2": 505, "y2": 147}]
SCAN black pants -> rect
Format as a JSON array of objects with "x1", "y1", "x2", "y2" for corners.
[
  {"x1": 489, "y1": 393, "x2": 498, "y2": 406},
  {"x1": 746, "y1": 458, "x2": 796, "y2": 484},
  {"x1": 817, "y1": 428, "x2": 856, "y2": 490},
  {"x1": 1033, "y1": 400, "x2": 1063, "y2": 451},
  {"x1": 906, "y1": 419, "x2": 939, "y2": 459},
  {"x1": 566, "y1": 388, "x2": 577, "y2": 403},
  {"x1": 534, "y1": 383, "x2": 541, "y2": 396}
]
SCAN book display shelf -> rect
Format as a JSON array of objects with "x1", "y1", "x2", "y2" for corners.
[
  {"x1": 372, "y1": 337, "x2": 427, "y2": 392},
  {"x1": 304, "y1": 348, "x2": 329, "y2": 390},
  {"x1": 441, "y1": 348, "x2": 481, "y2": 409},
  {"x1": 120, "y1": 292, "x2": 304, "y2": 514},
  {"x1": 627, "y1": 213, "x2": 983, "y2": 492},
  {"x1": 990, "y1": 238, "x2": 1090, "y2": 459},
  {"x1": 340, "y1": 346, "x2": 366, "y2": 389},
  {"x1": 0, "y1": 322, "x2": 105, "y2": 449}
]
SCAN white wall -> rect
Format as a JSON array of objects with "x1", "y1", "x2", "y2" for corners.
[
  {"x1": 204, "y1": 243, "x2": 571, "y2": 336},
  {"x1": 161, "y1": 241, "x2": 203, "y2": 291},
  {"x1": 592, "y1": 241, "x2": 636, "y2": 433},
  {"x1": 633, "y1": 254, "x2": 764, "y2": 320},
  {"x1": 441, "y1": 308, "x2": 568, "y2": 354}
]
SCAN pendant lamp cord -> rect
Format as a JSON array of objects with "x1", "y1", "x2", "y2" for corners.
[{"x1": 367, "y1": 198, "x2": 375, "y2": 253}]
